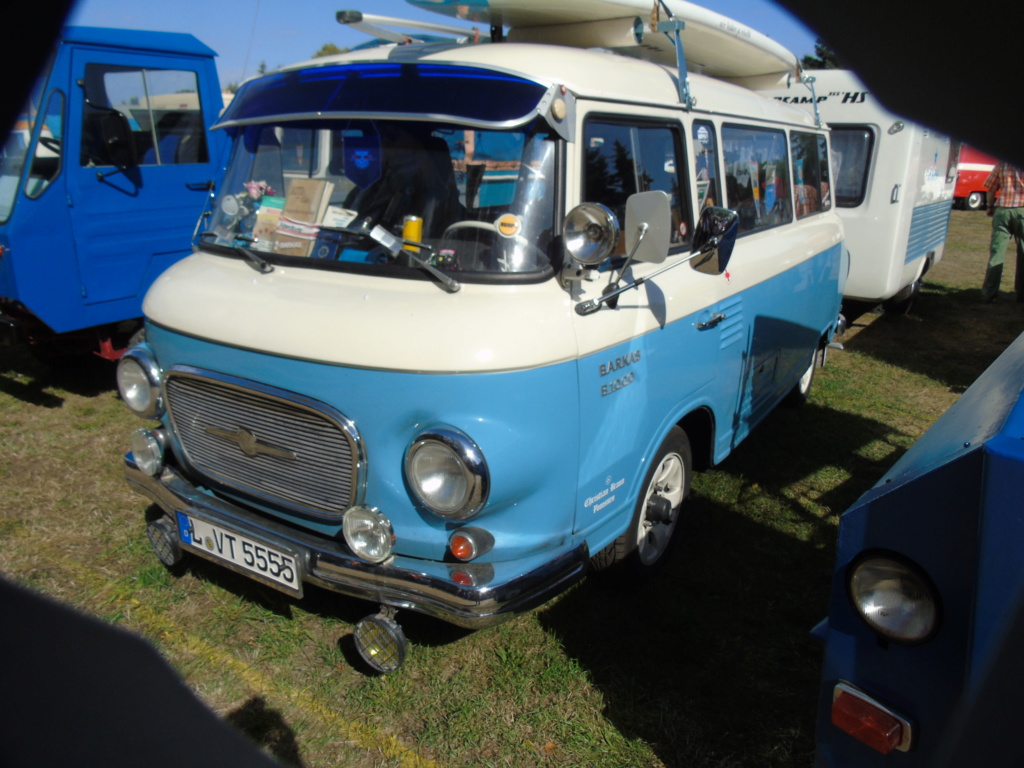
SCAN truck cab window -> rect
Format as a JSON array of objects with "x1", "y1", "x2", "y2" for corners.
[
  {"x1": 81, "y1": 64, "x2": 209, "y2": 167},
  {"x1": 25, "y1": 90, "x2": 64, "y2": 200},
  {"x1": 583, "y1": 119, "x2": 691, "y2": 248}
]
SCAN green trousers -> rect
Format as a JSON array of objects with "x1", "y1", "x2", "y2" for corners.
[{"x1": 982, "y1": 206, "x2": 1024, "y2": 301}]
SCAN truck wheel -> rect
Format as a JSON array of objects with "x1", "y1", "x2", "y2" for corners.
[
  {"x1": 591, "y1": 427, "x2": 691, "y2": 572},
  {"x1": 966, "y1": 191, "x2": 985, "y2": 211}
]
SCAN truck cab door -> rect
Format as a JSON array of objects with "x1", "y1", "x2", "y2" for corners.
[{"x1": 65, "y1": 49, "x2": 221, "y2": 320}]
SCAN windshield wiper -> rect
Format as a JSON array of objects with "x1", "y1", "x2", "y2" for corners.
[
  {"x1": 329, "y1": 223, "x2": 461, "y2": 293},
  {"x1": 199, "y1": 231, "x2": 274, "y2": 274}
]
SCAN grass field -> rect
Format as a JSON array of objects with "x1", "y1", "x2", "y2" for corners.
[{"x1": 2, "y1": 210, "x2": 1022, "y2": 767}]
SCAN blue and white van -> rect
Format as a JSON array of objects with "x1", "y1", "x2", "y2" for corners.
[
  {"x1": 0, "y1": 27, "x2": 225, "y2": 358},
  {"x1": 118, "y1": 9, "x2": 846, "y2": 672}
]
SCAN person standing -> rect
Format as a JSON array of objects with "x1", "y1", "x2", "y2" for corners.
[{"x1": 981, "y1": 161, "x2": 1024, "y2": 302}]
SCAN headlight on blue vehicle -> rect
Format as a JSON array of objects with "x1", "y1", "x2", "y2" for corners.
[
  {"x1": 117, "y1": 347, "x2": 164, "y2": 419},
  {"x1": 343, "y1": 506, "x2": 394, "y2": 563},
  {"x1": 405, "y1": 428, "x2": 489, "y2": 520},
  {"x1": 848, "y1": 554, "x2": 939, "y2": 643}
]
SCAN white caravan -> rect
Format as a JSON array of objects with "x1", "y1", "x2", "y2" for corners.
[{"x1": 766, "y1": 69, "x2": 957, "y2": 309}]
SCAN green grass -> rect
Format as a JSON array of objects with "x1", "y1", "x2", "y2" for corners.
[{"x1": 1, "y1": 210, "x2": 1022, "y2": 767}]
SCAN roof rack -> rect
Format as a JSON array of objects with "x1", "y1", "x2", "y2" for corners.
[{"x1": 336, "y1": 10, "x2": 481, "y2": 45}]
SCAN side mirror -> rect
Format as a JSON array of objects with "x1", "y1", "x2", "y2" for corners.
[
  {"x1": 99, "y1": 111, "x2": 138, "y2": 170},
  {"x1": 624, "y1": 190, "x2": 671, "y2": 264},
  {"x1": 690, "y1": 206, "x2": 738, "y2": 275},
  {"x1": 563, "y1": 202, "x2": 619, "y2": 266}
]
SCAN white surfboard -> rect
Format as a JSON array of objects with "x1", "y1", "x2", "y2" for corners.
[{"x1": 404, "y1": 0, "x2": 798, "y2": 79}]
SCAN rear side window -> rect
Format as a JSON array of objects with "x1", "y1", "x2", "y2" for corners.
[
  {"x1": 722, "y1": 124, "x2": 791, "y2": 234},
  {"x1": 790, "y1": 131, "x2": 832, "y2": 218},
  {"x1": 80, "y1": 64, "x2": 209, "y2": 167},
  {"x1": 829, "y1": 126, "x2": 874, "y2": 207},
  {"x1": 583, "y1": 117, "x2": 692, "y2": 249}
]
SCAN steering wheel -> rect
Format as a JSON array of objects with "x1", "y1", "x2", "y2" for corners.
[
  {"x1": 38, "y1": 136, "x2": 62, "y2": 154},
  {"x1": 441, "y1": 220, "x2": 547, "y2": 270}
]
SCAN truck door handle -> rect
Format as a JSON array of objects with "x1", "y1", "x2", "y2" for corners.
[
  {"x1": 187, "y1": 180, "x2": 215, "y2": 191},
  {"x1": 696, "y1": 312, "x2": 726, "y2": 330}
]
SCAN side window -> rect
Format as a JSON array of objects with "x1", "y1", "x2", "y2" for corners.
[
  {"x1": 790, "y1": 131, "x2": 833, "y2": 218},
  {"x1": 583, "y1": 118, "x2": 691, "y2": 249},
  {"x1": 829, "y1": 126, "x2": 874, "y2": 208},
  {"x1": 692, "y1": 120, "x2": 721, "y2": 212},
  {"x1": 25, "y1": 90, "x2": 64, "y2": 200},
  {"x1": 81, "y1": 64, "x2": 209, "y2": 167},
  {"x1": 722, "y1": 124, "x2": 791, "y2": 234}
]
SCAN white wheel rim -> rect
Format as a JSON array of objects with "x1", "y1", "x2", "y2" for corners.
[
  {"x1": 798, "y1": 361, "x2": 814, "y2": 395},
  {"x1": 636, "y1": 452, "x2": 685, "y2": 565}
]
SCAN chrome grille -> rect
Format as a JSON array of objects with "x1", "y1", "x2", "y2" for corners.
[{"x1": 164, "y1": 370, "x2": 361, "y2": 517}]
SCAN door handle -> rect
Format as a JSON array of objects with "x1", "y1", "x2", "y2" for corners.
[
  {"x1": 696, "y1": 312, "x2": 726, "y2": 330},
  {"x1": 187, "y1": 180, "x2": 215, "y2": 191}
]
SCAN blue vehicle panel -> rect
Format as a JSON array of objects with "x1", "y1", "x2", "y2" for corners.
[{"x1": 815, "y1": 330, "x2": 1024, "y2": 764}]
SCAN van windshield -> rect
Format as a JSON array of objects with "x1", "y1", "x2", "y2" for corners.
[{"x1": 204, "y1": 119, "x2": 559, "y2": 278}]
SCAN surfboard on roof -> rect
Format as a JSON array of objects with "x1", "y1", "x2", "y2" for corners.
[{"x1": 404, "y1": 0, "x2": 799, "y2": 81}]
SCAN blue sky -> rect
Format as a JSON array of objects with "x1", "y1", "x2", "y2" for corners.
[{"x1": 67, "y1": 0, "x2": 821, "y2": 88}]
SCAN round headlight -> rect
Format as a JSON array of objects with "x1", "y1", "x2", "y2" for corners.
[
  {"x1": 849, "y1": 554, "x2": 939, "y2": 643},
  {"x1": 117, "y1": 348, "x2": 163, "y2": 419},
  {"x1": 130, "y1": 428, "x2": 166, "y2": 477},
  {"x1": 343, "y1": 506, "x2": 394, "y2": 564},
  {"x1": 405, "y1": 428, "x2": 488, "y2": 520}
]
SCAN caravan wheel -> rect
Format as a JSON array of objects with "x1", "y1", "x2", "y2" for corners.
[{"x1": 965, "y1": 191, "x2": 986, "y2": 211}]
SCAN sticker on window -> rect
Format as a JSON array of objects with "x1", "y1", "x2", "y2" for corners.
[{"x1": 496, "y1": 213, "x2": 522, "y2": 238}]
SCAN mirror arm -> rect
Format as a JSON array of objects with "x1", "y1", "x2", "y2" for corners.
[
  {"x1": 607, "y1": 222, "x2": 649, "y2": 294},
  {"x1": 575, "y1": 238, "x2": 718, "y2": 316}
]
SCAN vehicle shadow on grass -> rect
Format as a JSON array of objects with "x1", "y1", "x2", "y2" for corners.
[
  {"x1": 537, "y1": 400, "x2": 909, "y2": 768},
  {"x1": 841, "y1": 283, "x2": 1024, "y2": 394},
  {"x1": 0, "y1": 341, "x2": 116, "y2": 405}
]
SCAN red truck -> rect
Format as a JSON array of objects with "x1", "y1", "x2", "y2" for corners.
[{"x1": 955, "y1": 144, "x2": 998, "y2": 210}]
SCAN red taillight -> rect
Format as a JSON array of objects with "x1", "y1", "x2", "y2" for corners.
[{"x1": 831, "y1": 687, "x2": 906, "y2": 754}]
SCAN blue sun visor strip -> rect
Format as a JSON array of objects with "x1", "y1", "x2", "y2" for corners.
[{"x1": 216, "y1": 62, "x2": 553, "y2": 130}]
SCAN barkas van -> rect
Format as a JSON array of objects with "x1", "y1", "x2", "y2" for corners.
[
  {"x1": 0, "y1": 27, "x2": 226, "y2": 358},
  {"x1": 118, "y1": 0, "x2": 847, "y2": 672}
]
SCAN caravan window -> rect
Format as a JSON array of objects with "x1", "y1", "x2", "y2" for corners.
[
  {"x1": 790, "y1": 131, "x2": 832, "y2": 218},
  {"x1": 583, "y1": 118, "x2": 691, "y2": 248},
  {"x1": 829, "y1": 126, "x2": 874, "y2": 207},
  {"x1": 722, "y1": 124, "x2": 791, "y2": 234},
  {"x1": 80, "y1": 64, "x2": 210, "y2": 167}
]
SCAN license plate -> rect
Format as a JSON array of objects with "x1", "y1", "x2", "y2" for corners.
[{"x1": 177, "y1": 513, "x2": 303, "y2": 596}]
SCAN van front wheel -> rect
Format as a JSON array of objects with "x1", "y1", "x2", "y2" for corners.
[{"x1": 591, "y1": 427, "x2": 691, "y2": 572}]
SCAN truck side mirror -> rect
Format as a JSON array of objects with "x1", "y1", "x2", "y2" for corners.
[
  {"x1": 690, "y1": 206, "x2": 738, "y2": 275},
  {"x1": 624, "y1": 190, "x2": 671, "y2": 264}
]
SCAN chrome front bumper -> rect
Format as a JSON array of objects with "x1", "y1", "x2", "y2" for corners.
[{"x1": 125, "y1": 456, "x2": 589, "y2": 629}]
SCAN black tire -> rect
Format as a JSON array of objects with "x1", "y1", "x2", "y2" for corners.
[
  {"x1": 590, "y1": 427, "x2": 691, "y2": 572},
  {"x1": 965, "y1": 191, "x2": 986, "y2": 211},
  {"x1": 783, "y1": 353, "x2": 817, "y2": 407}
]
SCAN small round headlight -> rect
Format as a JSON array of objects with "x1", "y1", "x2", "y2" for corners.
[
  {"x1": 130, "y1": 428, "x2": 166, "y2": 477},
  {"x1": 405, "y1": 428, "x2": 488, "y2": 520},
  {"x1": 849, "y1": 554, "x2": 939, "y2": 643},
  {"x1": 117, "y1": 348, "x2": 163, "y2": 419},
  {"x1": 343, "y1": 506, "x2": 394, "y2": 564}
]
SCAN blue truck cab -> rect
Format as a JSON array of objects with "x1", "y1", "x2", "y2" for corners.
[
  {"x1": 814, "y1": 330, "x2": 1024, "y2": 764},
  {"x1": 0, "y1": 27, "x2": 225, "y2": 358}
]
